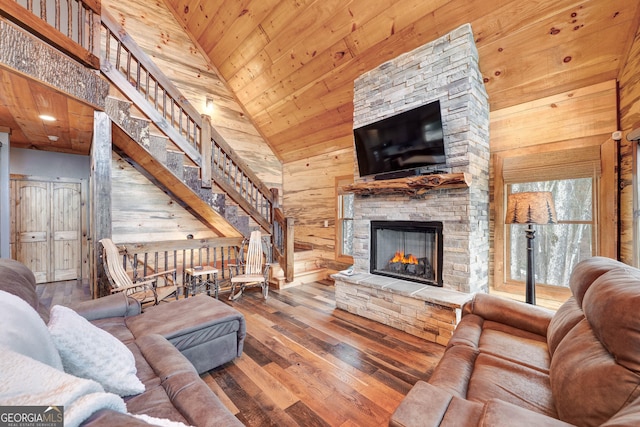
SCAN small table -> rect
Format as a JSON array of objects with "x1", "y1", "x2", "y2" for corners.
[{"x1": 184, "y1": 266, "x2": 219, "y2": 299}]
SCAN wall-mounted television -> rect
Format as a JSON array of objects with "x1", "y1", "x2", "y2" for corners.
[{"x1": 353, "y1": 100, "x2": 446, "y2": 179}]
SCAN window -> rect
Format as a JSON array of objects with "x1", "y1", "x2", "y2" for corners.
[
  {"x1": 336, "y1": 176, "x2": 354, "y2": 263},
  {"x1": 494, "y1": 142, "x2": 616, "y2": 307},
  {"x1": 507, "y1": 178, "x2": 595, "y2": 288}
]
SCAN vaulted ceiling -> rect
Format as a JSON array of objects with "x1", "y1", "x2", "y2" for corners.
[
  {"x1": 1, "y1": 0, "x2": 638, "y2": 163},
  {"x1": 163, "y1": 0, "x2": 640, "y2": 164}
]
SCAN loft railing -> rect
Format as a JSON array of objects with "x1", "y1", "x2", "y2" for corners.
[
  {"x1": 98, "y1": 237, "x2": 244, "y2": 298},
  {"x1": 100, "y1": 10, "x2": 275, "y2": 233},
  {"x1": 0, "y1": 0, "x2": 100, "y2": 69}
]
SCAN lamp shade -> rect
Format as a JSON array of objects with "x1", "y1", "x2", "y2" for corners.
[{"x1": 505, "y1": 191, "x2": 557, "y2": 225}]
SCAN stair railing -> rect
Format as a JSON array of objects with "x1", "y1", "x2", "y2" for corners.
[
  {"x1": 0, "y1": 0, "x2": 101, "y2": 69},
  {"x1": 100, "y1": 9, "x2": 275, "y2": 232}
]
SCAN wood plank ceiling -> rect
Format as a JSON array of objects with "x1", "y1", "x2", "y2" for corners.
[
  {"x1": 164, "y1": 0, "x2": 640, "y2": 164},
  {"x1": 0, "y1": 0, "x2": 638, "y2": 163},
  {"x1": 0, "y1": 65, "x2": 95, "y2": 154}
]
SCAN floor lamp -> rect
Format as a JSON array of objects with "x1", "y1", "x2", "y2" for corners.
[{"x1": 505, "y1": 191, "x2": 557, "y2": 305}]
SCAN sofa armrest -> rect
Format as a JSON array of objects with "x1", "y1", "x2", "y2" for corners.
[
  {"x1": 480, "y1": 399, "x2": 575, "y2": 427},
  {"x1": 390, "y1": 381, "x2": 483, "y2": 427},
  {"x1": 71, "y1": 293, "x2": 141, "y2": 321},
  {"x1": 463, "y1": 293, "x2": 553, "y2": 336}
]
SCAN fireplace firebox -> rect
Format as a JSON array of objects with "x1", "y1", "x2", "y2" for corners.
[{"x1": 370, "y1": 221, "x2": 443, "y2": 286}]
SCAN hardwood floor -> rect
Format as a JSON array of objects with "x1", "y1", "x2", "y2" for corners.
[{"x1": 37, "y1": 279, "x2": 445, "y2": 426}]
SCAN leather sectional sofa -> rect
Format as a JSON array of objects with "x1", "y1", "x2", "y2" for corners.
[
  {"x1": 390, "y1": 256, "x2": 640, "y2": 426},
  {"x1": 0, "y1": 258, "x2": 245, "y2": 426}
]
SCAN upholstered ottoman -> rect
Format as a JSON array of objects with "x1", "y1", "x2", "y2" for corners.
[{"x1": 125, "y1": 295, "x2": 246, "y2": 374}]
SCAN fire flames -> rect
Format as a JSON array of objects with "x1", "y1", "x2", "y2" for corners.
[{"x1": 390, "y1": 251, "x2": 418, "y2": 265}]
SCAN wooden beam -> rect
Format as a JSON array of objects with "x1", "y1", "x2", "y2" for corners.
[{"x1": 343, "y1": 173, "x2": 471, "y2": 196}]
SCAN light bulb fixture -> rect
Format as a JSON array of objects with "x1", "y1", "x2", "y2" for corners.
[
  {"x1": 205, "y1": 97, "x2": 214, "y2": 113},
  {"x1": 39, "y1": 114, "x2": 56, "y2": 122}
]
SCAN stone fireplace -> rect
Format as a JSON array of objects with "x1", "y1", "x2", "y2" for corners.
[{"x1": 333, "y1": 24, "x2": 490, "y2": 345}]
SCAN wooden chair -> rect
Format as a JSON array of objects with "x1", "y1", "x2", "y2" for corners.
[
  {"x1": 229, "y1": 230, "x2": 271, "y2": 300},
  {"x1": 99, "y1": 238, "x2": 178, "y2": 306}
]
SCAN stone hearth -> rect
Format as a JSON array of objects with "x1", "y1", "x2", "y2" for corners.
[{"x1": 333, "y1": 23, "x2": 490, "y2": 345}]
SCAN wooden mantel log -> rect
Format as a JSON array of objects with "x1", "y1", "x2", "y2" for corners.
[{"x1": 343, "y1": 173, "x2": 472, "y2": 196}]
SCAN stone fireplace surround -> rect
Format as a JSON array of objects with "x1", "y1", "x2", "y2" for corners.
[{"x1": 333, "y1": 24, "x2": 490, "y2": 345}]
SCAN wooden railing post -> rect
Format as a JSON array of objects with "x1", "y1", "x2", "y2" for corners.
[
  {"x1": 200, "y1": 114, "x2": 212, "y2": 189},
  {"x1": 285, "y1": 217, "x2": 295, "y2": 282}
]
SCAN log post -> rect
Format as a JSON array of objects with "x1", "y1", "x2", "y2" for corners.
[
  {"x1": 91, "y1": 111, "x2": 112, "y2": 298},
  {"x1": 285, "y1": 217, "x2": 295, "y2": 282},
  {"x1": 200, "y1": 114, "x2": 212, "y2": 189}
]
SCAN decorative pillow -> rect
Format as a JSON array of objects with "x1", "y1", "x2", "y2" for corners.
[
  {"x1": 47, "y1": 305, "x2": 145, "y2": 397},
  {"x1": 0, "y1": 290, "x2": 63, "y2": 370}
]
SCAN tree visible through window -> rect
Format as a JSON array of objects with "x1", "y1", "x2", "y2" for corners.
[{"x1": 508, "y1": 178, "x2": 594, "y2": 287}]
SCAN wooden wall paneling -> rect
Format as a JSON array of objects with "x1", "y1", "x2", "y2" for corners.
[
  {"x1": 283, "y1": 147, "x2": 353, "y2": 262},
  {"x1": 490, "y1": 80, "x2": 618, "y2": 152},
  {"x1": 618, "y1": 19, "x2": 640, "y2": 265},
  {"x1": 599, "y1": 138, "x2": 617, "y2": 259},
  {"x1": 111, "y1": 152, "x2": 220, "y2": 243}
]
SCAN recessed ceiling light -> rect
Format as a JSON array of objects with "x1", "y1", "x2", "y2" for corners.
[{"x1": 39, "y1": 115, "x2": 56, "y2": 121}]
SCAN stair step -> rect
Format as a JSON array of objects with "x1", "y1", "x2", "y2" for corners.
[
  {"x1": 165, "y1": 150, "x2": 185, "y2": 181},
  {"x1": 273, "y1": 267, "x2": 328, "y2": 289},
  {"x1": 149, "y1": 135, "x2": 168, "y2": 165}
]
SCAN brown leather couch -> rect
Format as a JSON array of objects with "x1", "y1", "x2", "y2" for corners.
[
  {"x1": 390, "y1": 256, "x2": 640, "y2": 427},
  {"x1": 0, "y1": 258, "x2": 244, "y2": 426}
]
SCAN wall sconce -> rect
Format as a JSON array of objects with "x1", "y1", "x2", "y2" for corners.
[
  {"x1": 205, "y1": 97, "x2": 214, "y2": 113},
  {"x1": 505, "y1": 191, "x2": 557, "y2": 305}
]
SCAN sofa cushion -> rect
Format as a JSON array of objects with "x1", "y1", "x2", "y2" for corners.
[
  {"x1": 583, "y1": 267, "x2": 640, "y2": 372},
  {"x1": 448, "y1": 313, "x2": 549, "y2": 373},
  {"x1": 568, "y1": 256, "x2": 623, "y2": 305},
  {"x1": 546, "y1": 296, "x2": 584, "y2": 356},
  {"x1": 550, "y1": 318, "x2": 640, "y2": 427},
  {"x1": 48, "y1": 305, "x2": 145, "y2": 397},
  {"x1": 0, "y1": 290, "x2": 63, "y2": 370},
  {"x1": 467, "y1": 353, "x2": 556, "y2": 418}
]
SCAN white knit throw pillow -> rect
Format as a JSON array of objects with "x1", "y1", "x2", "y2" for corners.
[{"x1": 48, "y1": 305, "x2": 145, "y2": 397}]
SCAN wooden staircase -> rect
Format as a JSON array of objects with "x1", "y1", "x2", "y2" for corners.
[
  {"x1": 105, "y1": 96, "x2": 252, "y2": 236},
  {"x1": 99, "y1": 9, "x2": 295, "y2": 283},
  {"x1": 271, "y1": 246, "x2": 328, "y2": 289}
]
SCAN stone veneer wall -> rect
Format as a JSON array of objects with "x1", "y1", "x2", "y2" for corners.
[{"x1": 351, "y1": 23, "x2": 490, "y2": 294}]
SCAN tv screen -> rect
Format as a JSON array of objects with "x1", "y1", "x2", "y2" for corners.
[{"x1": 353, "y1": 100, "x2": 446, "y2": 178}]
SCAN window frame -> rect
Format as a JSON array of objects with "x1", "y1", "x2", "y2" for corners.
[
  {"x1": 335, "y1": 175, "x2": 354, "y2": 264},
  {"x1": 492, "y1": 140, "x2": 616, "y2": 304}
]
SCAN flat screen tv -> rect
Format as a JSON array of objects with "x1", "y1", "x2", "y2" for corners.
[{"x1": 353, "y1": 100, "x2": 446, "y2": 178}]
